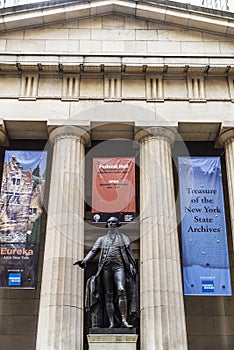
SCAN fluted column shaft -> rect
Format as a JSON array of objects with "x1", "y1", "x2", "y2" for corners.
[
  {"x1": 36, "y1": 126, "x2": 89, "y2": 350},
  {"x1": 219, "y1": 128, "x2": 234, "y2": 248},
  {"x1": 135, "y1": 127, "x2": 187, "y2": 350}
]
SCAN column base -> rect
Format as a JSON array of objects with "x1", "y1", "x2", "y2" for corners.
[{"x1": 87, "y1": 328, "x2": 138, "y2": 350}]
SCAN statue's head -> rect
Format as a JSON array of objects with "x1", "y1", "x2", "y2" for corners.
[{"x1": 105, "y1": 216, "x2": 121, "y2": 228}]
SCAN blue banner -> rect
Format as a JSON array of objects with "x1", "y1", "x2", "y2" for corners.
[{"x1": 178, "y1": 157, "x2": 232, "y2": 296}]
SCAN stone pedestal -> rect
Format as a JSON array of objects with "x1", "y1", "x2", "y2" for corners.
[
  {"x1": 87, "y1": 329, "x2": 138, "y2": 350},
  {"x1": 135, "y1": 127, "x2": 188, "y2": 350}
]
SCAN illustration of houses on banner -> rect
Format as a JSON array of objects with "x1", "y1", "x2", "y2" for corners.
[{"x1": 0, "y1": 152, "x2": 46, "y2": 244}]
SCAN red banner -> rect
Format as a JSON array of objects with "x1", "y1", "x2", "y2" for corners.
[{"x1": 92, "y1": 157, "x2": 135, "y2": 222}]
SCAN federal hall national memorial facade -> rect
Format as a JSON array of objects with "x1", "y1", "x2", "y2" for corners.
[{"x1": 0, "y1": 0, "x2": 234, "y2": 349}]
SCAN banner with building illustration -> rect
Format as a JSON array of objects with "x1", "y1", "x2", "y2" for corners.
[
  {"x1": 178, "y1": 157, "x2": 232, "y2": 296},
  {"x1": 92, "y1": 157, "x2": 135, "y2": 223},
  {"x1": 0, "y1": 150, "x2": 47, "y2": 288}
]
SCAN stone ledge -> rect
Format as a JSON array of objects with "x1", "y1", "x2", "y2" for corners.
[
  {"x1": 0, "y1": 55, "x2": 233, "y2": 74},
  {"x1": 88, "y1": 327, "x2": 137, "y2": 334}
]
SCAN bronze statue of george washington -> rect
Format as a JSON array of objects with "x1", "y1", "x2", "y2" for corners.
[{"x1": 74, "y1": 216, "x2": 138, "y2": 329}]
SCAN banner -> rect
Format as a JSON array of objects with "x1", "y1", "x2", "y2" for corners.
[
  {"x1": 92, "y1": 157, "x2": 135, "y2": 223},
  {"x1": 0, "y1": 150, "x2": 47, "y2": 288},
  {"x1": 178, "y1": 157, "x2": 232, "y2": 296}
]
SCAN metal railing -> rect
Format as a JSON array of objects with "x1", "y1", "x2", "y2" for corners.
[
  {"x1": 171, "y1": 0, "x2": 231, "y2": 11},
  {"x1": 0, "y1": 0, "x2": 233, "y2": 12},
  {"x1": 0, "y1": 0, "x2": 47, "y2": 7}
]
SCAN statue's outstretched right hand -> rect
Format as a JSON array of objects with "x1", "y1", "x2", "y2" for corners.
[{"x1": 73, "y1": 260, "x2": 86, "y2": 268}]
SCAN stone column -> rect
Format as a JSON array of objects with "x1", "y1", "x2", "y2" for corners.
[
  {"x1": 0, "y1": 121, "x2": 8, "y2": 146},
  {"x1": 36, "y1": 126, "x2": 90, "y2": 350},
  {"x1": 219, "y1": 128, "x2": 234, "y2": 248},
  {"x1": 135, "y1": 127, "x2": 187, "y2": 350}
]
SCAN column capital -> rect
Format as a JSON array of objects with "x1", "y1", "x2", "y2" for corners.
[
  {"x1": 135, "y1": 126, "x2": 176, "y2": 144},
  {"x1": 49, "y1": 125, "x2": 90, "y2": 145},
  {"x1": 0, "y1": 120, "x2": 9, "y2": 146},
  {"x1": 219, "y1": 128, "x2": 234, "y2": 147},
  {"x1": 0, "y1": 128, "x2": 7, "y2": 145}
]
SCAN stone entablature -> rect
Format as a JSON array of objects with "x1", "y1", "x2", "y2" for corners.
[
  {"x1": 0, "y1": 57, "x2": 233, "y2": 102},
  {"x1": 0, "y1": 4, "x2": 233, "y2": 139}
]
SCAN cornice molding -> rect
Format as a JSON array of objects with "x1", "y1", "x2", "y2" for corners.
[
  {"x1": 0, "y1": 0, "x2": 234, "y2": 36},
  {"x1": 0, "y1": 54, "x2": 233, "y2": 75}
]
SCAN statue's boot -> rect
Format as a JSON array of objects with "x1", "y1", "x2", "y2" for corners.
[
  {"x1": 118, "y1": 292, "x2": 133, "y2": 328},
  {"x1": 122, "y1": 317, "x2": 133, "y2": 328},
  {"x1": 105, "y1": 299, "x2": 115, "y2": 328}
]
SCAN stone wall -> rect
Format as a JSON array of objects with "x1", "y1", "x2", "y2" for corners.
[
  {"x1": 0, "y1": 15, "x2": 233, "y2": 128},
  {"x1": 0, "y1": 14, "x2": 234, "y2": 55}
]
